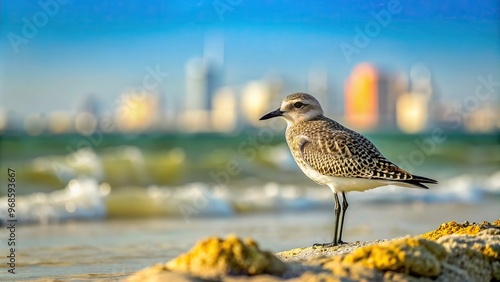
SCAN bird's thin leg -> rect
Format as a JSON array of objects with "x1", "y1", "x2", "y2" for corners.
[
  {"x1": 314, "y1": 192, "x2": 340, "y2": 247},
  {"x1": 332, "y1": 192, "x2": 341, "y2": 245},
  {"x1": 337, "y1": 192, "x2": 349, "y2": 244}
]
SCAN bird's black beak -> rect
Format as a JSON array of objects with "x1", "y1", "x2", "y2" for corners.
[{"x1": 259, "y1": 108, "x2": 284, "y2": 120}]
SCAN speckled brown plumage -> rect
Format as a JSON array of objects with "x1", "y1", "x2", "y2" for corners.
[{"x1": 286, "y1": 116, "x2": 412, "y2": 182}]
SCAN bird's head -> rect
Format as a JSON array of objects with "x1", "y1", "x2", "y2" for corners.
[{"x1": 259, "y1": 93, "x2": 324, "y2": 126}]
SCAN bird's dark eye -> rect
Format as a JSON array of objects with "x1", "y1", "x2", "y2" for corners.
[{"x1": 293, "y1": 102, "x2": 306, "y2": 108}]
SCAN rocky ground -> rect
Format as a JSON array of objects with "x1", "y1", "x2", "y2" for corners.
[{"x1": 127, "y1": 219, "x2": 500, "y2": 282}]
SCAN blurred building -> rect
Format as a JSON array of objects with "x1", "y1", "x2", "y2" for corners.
[
  {"x1": 464, "y1": 106, "x2": 497, "y2": 133},
  {"x1": 47, "y1": 111, "x2": 74, "y2": 134},
  {"x1": 496, "y1": 108, "x2": 500, "y2": 131},
  {"x1": 78, "y1": 94, "x2": 102, "y2": 117},
  {"x1": 307, "y1": 68, "x2": 331, "y2": 115},
  {"x1": 396, "y1": 64, "x2": 433, "y2": 133},
  {"x1": 379, "y1": 70, "x2": 407, "y2": 129},
  {"x1": 74, "y1": 112, "x2": 98, "y2": 136},
  {"x1": 163, "y1": 90, "x2": 178, "y2": 130},
  {"x1": 212, "y1": 87, "x2": 238, "y2": 133},
  {"x1": 0, "y1": 111, "x2": 24, "y2": 134},
  {"x1": 396, "y1": 93, "x2": 428, "y2": 133},
  {"x1": 344, "y1": 63, "x2": 380, "y2": 130},
  {"x1": 74, "y1": 95, "x2": 102, "y2": 135},
  {"x1": 344, "y1": 63, "x2": 435, "y2": 132},
  {"x1": 241, "y1": 81, "x2": 276, "y2": 127},
  {"x1": 184, "y1": 57, "x2": 219, "y2": 112},
  {"x1": 0, "y1": 109, "x2": 7, "y2": 133},
  {"x1": 178, "y1": 33, "x2": 224, "y2": 132},
  {"x1": 114, "y1": 90, "x2": 162, "y2": 132},
  {"x1": 180, "y1": 57, "x2": 221, "y2": 132},
  {"x1": 264, "y1": 75, "x2": 285, "y2": 112},
  {"x1": 23, "y1": 113, "x2": 47, "y2": 136}
]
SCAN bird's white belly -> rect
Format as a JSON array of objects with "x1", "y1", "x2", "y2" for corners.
[{"x1": 297, "y1": 161, "x2": 387, "y2": 193}]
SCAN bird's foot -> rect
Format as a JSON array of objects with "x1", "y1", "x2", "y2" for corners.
[
  {"x1": 313, "y1": 242, "x2": 337, "y2": 248},
  {"x1": 313, "y1": 240, "x2": 348, "y2": 248}
]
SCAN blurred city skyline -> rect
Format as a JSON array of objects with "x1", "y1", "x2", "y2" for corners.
[{"x1": 0, "y1": 1, "x2": 499, "y2": 133}]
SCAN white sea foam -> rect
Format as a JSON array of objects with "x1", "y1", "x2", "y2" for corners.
[
  {"x1": 150, "y1": 182, "x2": 234, "y2": 217},
  {"x1": 31, "y1": 148, "x2": 104, "y2": 182},
  {"x1": 0, "y1": 178, "x2": 107, "y2": 224}
]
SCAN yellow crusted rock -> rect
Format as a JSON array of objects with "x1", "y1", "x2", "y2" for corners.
[
  {"x1": 436, "y1": 262, "x2": 473, "y2": 282},
  {"x1": 437, "y1": 230, "x2": 500, "y2": 281},
  {"x1": 493, "y1": 219, "x2": 500, "y2": 227},
  {"x1": 492, "y1": 261, "x2": 500, "y2": 281},
  {"x1": 127, "y1": 263, "x2": 201, "y2": 282},
  {"x1": 322, "y1": 237, "x2": 446, "y2": 278},
  {"x1": 223, "y1": 274, "x2": 284, "y2": 282},
  {"x1": 164, "y1": 235, "x2": 286, "y2": 279},
  {"x1": 438, "y1": 230, "x2": 500, "y2": 261},
  {"x1": 292, "y1": 268, "x2": 383, "y2": 282},
  {"x1": 383, "y1": 271, "x2": 433, "y2": 282},
  {"x1": 420, "y1": 220, "x2": 500, "y2": 240}
]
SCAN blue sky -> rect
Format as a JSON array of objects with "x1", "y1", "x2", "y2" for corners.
[{"x1": 1, "y1": 0, "x2": 499, "y2": 115}]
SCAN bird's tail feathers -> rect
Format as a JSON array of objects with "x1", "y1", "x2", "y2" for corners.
[{"x1": 400, "y1": 174, "x2": 438, "y2": 189}]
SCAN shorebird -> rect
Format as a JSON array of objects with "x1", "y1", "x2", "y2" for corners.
[{"x1": 259, "y1": 93, "x2": 437, "y2": 247}]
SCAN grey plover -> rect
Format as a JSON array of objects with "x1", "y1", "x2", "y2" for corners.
[{"x1": 259, "y1": 93, "x2": 437, "y2": 247}]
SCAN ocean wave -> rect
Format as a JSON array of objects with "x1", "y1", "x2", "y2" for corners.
[
  {"x1": 1, "y1": 172, "x2": 498, "y2": 224},
  {"x1": 31, "y1": 148, "x2": 105, "y2": 182},
  {"x1": 0, "y1": 178, "x2": 107, "y2": 224}
]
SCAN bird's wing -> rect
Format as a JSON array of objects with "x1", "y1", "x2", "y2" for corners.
[{"x1": 297, "y1": 130, "x2": 414, "y2": 181}]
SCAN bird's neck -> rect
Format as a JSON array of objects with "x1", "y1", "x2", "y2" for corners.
[{"x1": 286, "y1": 114, "x2": 324, "y2": 130}]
